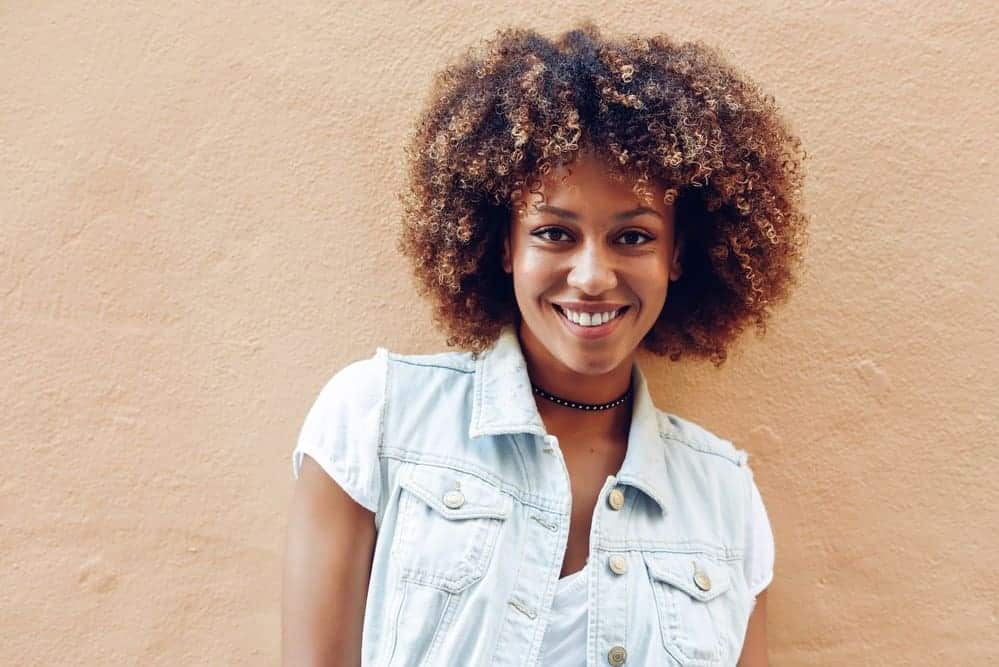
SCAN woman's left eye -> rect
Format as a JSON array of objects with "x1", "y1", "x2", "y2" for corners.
[{"x1": 617, "y1": 230, "x2": 654, "y2": 245}]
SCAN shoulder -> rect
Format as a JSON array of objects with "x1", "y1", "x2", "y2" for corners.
[
  {"x1": 306, "y1": 346, "x2": 478, "y2": 429},
  {"x1": 301, "y1": 348, "x2": 393, "y2": 437},
  {"x1": 364, "y1": 349, "x2": 480, "y2": 429},
  {"x1": 311, "y1": 347, "x2": 390, "y2": 404},
  {"x1": 309, "y1": 346, "x2": 477, "y2": 418},
  {"x1": 313, "y1": 345, "x2": 475, "y2": 397},
  {"x1": 656, "y1": 410, "x2": 749, "y2": 468}
]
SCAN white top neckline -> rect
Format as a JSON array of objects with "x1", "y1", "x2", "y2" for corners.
[{"x1": 552, "y1": 564, "x2": 589, "y2": 609}]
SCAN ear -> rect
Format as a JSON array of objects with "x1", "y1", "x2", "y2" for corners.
[{"x1": 669, "y1": 229, "x2": 684, "y2": 282}]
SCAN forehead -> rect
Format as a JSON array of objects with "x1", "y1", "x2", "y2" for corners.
[{"x1": 515, "y1": 151, "x2": 674, "y2": 213}]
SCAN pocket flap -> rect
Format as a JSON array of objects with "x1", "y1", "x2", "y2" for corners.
[
  {"x1": 643, "y1": 552, "x2": 732, "y2": 602},
  {"x1": 400, "y1": 466, "x2": 511, "y2": 521}
]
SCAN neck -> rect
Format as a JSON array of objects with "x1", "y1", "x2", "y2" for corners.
[
  {"x1": 537, "y1": 393, "x2": 633, "y2": 443},
  {"x1": 516, "y1": 321, "x2": 634, "y2": 441}
]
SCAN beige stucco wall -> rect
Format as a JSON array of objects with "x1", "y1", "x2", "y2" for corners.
[{"x1": 2, "y1": 2, "x2": 996, "y2": 664}]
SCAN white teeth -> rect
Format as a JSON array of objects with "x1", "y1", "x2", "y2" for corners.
[{"x1": 559, "y1": 307, "x2": 624, "y2": 327}]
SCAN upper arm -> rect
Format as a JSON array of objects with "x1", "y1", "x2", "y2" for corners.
[
  {"x1": 737, "y1": 588, "x2": 769, "y2": 666},
  {"x1": 282, "y1": 454, "x2": 376, "y2": 667},
  {"x1": 283, "y1": 350, "x2": 387, "y2": 666}
]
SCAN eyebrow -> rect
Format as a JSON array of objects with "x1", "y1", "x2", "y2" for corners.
[{"x1": 534, "y1": 204, "x2": 663, "y2": 221}]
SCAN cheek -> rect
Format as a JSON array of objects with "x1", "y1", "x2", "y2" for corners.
[
  {"x1": 627, "y1": 260, "x2": 670, "y2": 306},
  {"x1": 511, "y1": 251, "x2": 557, "y2": 288}
]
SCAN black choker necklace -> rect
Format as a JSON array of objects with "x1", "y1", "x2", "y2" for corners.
[{"x1": 531, "y1": 382, "x2": 633, "y2": 411}]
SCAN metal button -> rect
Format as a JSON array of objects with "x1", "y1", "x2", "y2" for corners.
[
  {"x1": 607, "y1": 645, "x2": 627, "y2": 665},
  {"x1": 443, "y1": 489, "x2": 465, "y2": 509},
  {"x1": 693, "y1": 569, "x2": 712, "y2": 592},
  {"x1": 607, "y1": 488, "x2": 625, "y2": 511},
  {"x1": 608, "y1": 554, "x2": 628, "y2": 575}
]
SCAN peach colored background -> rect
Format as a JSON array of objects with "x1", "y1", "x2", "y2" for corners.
[{"x1": 2, "y1": 2, "x2": 996, "y2": 665}]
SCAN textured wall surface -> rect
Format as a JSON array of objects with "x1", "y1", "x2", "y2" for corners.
[{"x1": 2, "y1": 1, "x2": 996, "y2": 664}]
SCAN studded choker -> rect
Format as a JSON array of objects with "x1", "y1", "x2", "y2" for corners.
[{"x1": 531, "y1": 382, "x2": 632, "y2": 411}]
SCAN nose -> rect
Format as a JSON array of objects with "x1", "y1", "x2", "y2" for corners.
[{"x1": 566, "y1": 240, "x2": 618, "y2": 295}]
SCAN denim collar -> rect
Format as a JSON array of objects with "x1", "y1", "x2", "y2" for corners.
[{"x1": 469, "y1": 323, "x2": 671, "y2": 511}]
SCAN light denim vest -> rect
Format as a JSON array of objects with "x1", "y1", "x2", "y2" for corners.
[{"x1": 295, "y1": 324, "x2": 758, "y2": 666}]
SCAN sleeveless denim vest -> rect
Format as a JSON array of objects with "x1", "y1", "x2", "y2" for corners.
[{"x1": 293, "y1": 324, "x2": 760, "y2": 666}]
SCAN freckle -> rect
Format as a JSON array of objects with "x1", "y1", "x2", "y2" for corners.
[{"x1": 589, "y1": 447, "x2": 595, "y2": 454}]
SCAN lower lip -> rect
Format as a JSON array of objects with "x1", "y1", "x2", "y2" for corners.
[{"x1": 552, "y1": 304, "x2": 629, "y2": 340}]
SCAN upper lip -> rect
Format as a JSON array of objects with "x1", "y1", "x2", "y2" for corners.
[{"x1": 553, "y1": 301, "x2": 630, "y2": 313}]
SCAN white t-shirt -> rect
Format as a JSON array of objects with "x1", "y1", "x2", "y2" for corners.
[{"x1": 538, "y1": 479, "x2": 774, "y2": 665}]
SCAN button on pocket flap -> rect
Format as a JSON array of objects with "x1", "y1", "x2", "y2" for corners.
[
  {"x1": 400, "y1": 466, "x2": 511, "y2": 521},
  {"x1": 644, "y1": 552, "x2": 732, "y2": 602}
]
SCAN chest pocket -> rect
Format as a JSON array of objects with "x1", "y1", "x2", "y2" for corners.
[
  {"x1": 644, "y1": 551, "x2": 735, "y2": 666},
  {"x1": 393, "y1": 465, "x2": 511, "y2": 594}
]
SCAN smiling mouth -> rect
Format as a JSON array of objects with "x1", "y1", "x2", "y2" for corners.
[{"x1": 551, "y1": 303, "x2": 631, "y2": 337}]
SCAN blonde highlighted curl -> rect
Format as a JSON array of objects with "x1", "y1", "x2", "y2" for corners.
[{"x1": 396, "y1": 22, "x2": 808, "y2": 366}]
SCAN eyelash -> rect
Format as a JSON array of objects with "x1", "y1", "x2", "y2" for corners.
[{"x1": 532, "y1": 227, "x2": 655, "y2": 246}]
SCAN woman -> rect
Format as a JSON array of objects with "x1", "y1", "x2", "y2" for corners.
[{"x1": 283, "y1": 23, "x2": 807, "y2": 666}]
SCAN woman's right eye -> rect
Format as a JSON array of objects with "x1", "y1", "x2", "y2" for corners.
[{"x1": 533, "y1": 227, "x2": 571, "y2": 242}]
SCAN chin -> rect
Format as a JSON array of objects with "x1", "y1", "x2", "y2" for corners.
[{"x1": 555, "y1": 346, "x2": 626, "y2": 376}]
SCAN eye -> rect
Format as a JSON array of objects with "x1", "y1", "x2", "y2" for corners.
[
  {"x1": 532, "y1": 227, "x2": 573, "y2": 243},
  {"x1": 617, "y1": 230, "x2": 654, "y2": 245}
]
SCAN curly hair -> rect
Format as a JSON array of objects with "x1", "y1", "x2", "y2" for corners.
[{"x1": 396, "y1": 22, "x2": 808, "y2": 366}]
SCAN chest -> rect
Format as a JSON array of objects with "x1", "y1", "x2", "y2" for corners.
[{"x1": 558, "y1": 436, "x2": 628, "y2": 578}]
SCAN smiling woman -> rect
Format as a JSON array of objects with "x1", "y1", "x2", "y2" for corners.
[
  {"x1": 284, "y1": 21, "x2": 806, "y2": 667},
  {"x1": 396, "y1": 23, "x2": 807, "y2": 368},
  {"x1": 501, "y1": 147, "x2": 683, "y2": 375}
]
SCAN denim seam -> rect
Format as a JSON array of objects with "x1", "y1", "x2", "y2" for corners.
[
  {"x1": 507, "y1": 433, "x2": 532, "y2": 495},
  {"x1": 391, "y1": 357, "x2": 475, "y2": 373},
  {"x1": 419, "y1": 589, "x2": 455, "y2": 666},
  {"x1": 586, "y1": 484, "x2": 605, "y2": 665},
  {"x1": 596, "y1": 541, "x2": 743, "y2": 559},
  {"x1": 490, "y1": 512, "x2": 536, "y2": 666},
  {"x1": 374, "y1": 348, "x2": 391, "y2": 530},
  {"x1": 384, "y1": 577, "x2": 407, "y2": 667},
  {"x1": 662, "y1": 434, "x2": 746, "y2": 466}
]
